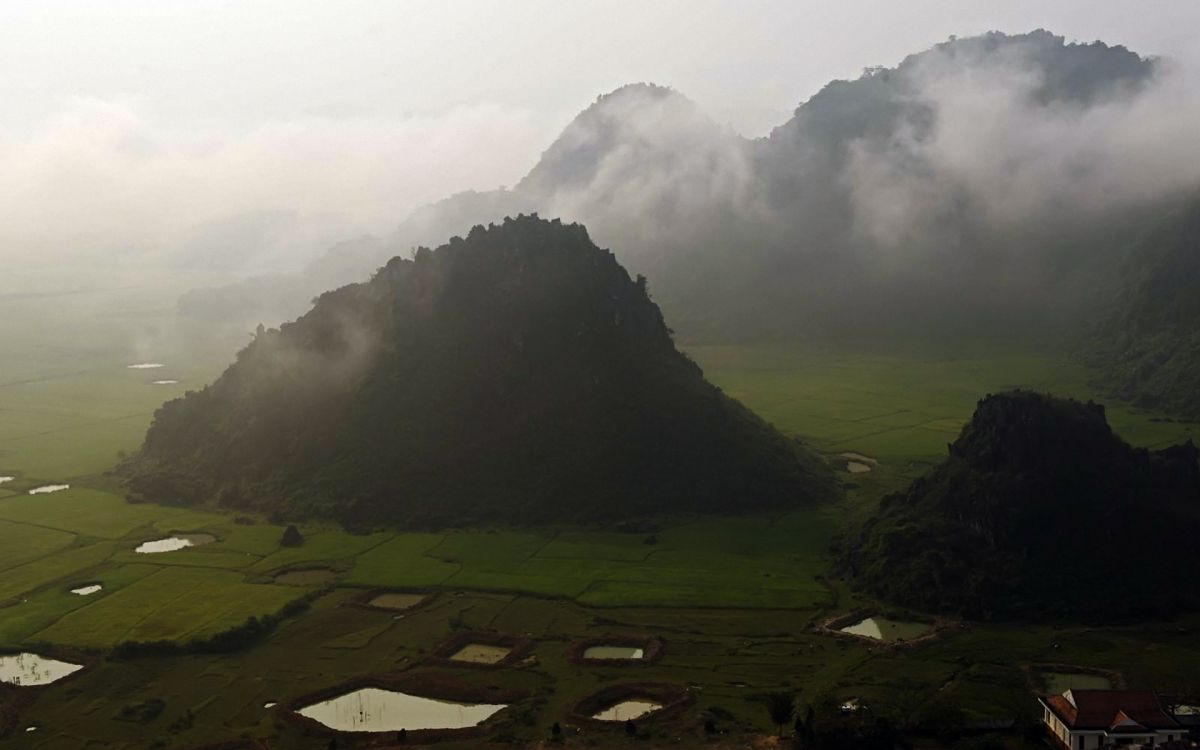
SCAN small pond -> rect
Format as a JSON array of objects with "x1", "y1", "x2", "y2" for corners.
[
  {"x1": 264, "y1": 702, "x2": 277, "y2": 709},
  {"x1": 450, "y1": 644, "x2": 511, "y2": 665},
  {"x1": 584, "y1": 646, "x2": 644, "y2": 660},
  {"x1": 151, "y1": 379, "x2": 179, "y2": 385},
  {"x1": 592, "y1": 700, "x2": 662, "y2": 721},
  {"x1": 840, "y1": 452, "x2": 877, "y2": 473},
  {"x1": 839, "y1": 617, "x2": 930, "y2": 642},
  {"x1": 274, "y1": 569, "x2": 337, "y2": 586},
  {"x1": 70, "y1": 584, "x2": 102, "y2": 596},
  {"x1": 297, "y1": 688, "x2": 506, "y2": 732},
  {"x1": 135, "y1": 533, "x2": 216, "y2": 554},
  {"x1": 0, "y1": 476, "x2": 13, "y2": 484},
  {"x1": 0, "y1": 653, "x2": 83, "y2": 686},
  {"x1": 1041, "y1": 672, "x2": 1113, "y2": 694},
  {"x1": 29, "y1": 484, "x2": 70, "y2": 495},
  {"x1": 126, "y1": 363, "x2": 164, "y2": 369},
  {"x1": 368, "y1": 593, "x2": 425, "y2": 610}
]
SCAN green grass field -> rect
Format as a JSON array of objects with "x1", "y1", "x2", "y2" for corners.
[{"x1": 1, "y1": 276, "x2": 1198, "y2": 748}]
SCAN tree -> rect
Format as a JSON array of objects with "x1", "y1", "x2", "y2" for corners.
[
  {"x1": 551, "y1": 721, "x2": 562, "y2": 741},
  {"x1": 625, "y1": 718, "x2": 637, "y2": 736},
  {"x1": 280, "y1": 524, "x2": 304, "y2": 547},
  {"x1": 766, "y1": 691, "x2": 796, "y2": 737}
]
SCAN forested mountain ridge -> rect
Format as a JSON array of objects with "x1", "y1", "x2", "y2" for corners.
[
  {"x1": 129, "y1": 216, "x2": 835, "y2": 526},
  {"x1": 1085, "y1": 197, "x2": 1200, "y2": 419},
  {"x1": 840, "y1": 391, "x2": 1200, "y2": 622}
]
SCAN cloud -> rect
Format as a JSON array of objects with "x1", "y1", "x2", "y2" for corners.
[
  {"x1": 840, "y1": 40, "x2": 1200, "y2": 251},
  {"x1": 0, "y1": 97, "x2": 558, "y2": 269}
]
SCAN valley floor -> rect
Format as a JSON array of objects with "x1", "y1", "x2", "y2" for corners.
[{"x1": 1, "y1": 275, "x2": 1197, "y2": 748}]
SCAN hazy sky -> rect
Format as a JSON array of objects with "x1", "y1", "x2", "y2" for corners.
[{"x1": 2, "y1": 0, "x2": 1198, "y2": 263}]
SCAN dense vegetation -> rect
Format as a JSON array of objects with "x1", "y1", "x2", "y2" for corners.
[
  {"x1": 842, "y1": 391, "x2": 1200, "y2": 621},
  {"x1": 1086, "y1": 197, "x2": 1200, "y2": 419},
  {"x1": 127, "y1": 216, "x2": 834, "y2": 526}
]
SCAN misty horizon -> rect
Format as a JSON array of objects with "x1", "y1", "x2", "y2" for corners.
[{"x1": 3, "y1": 2, "x2": 1199, "y2": 274}]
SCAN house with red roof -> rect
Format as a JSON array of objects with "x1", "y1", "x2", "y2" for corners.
[{"x1": 1039, "y1": 689, "x2": 1186, "y2": 749}]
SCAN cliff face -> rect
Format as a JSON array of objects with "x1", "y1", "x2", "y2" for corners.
[
  {"x1": 128, "y1": 215, "x2": 836, "y2": 526},
  {"x1": 843, "y1": 391, "x2": 1200, "y2": 621}
]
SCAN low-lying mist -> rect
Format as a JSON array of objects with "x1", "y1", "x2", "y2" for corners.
[
  {"x1": 0, "y1": 97, "x2": 561, "y2": 271},
  {"x1": 7, "y1": 31, "x2": 1200, "y2": 345}
]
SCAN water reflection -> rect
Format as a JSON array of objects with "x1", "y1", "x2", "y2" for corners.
[
  {"x1": 584, "y1": 646, "x2": 644, "y2": 660},
  {"x1": 297, "y1": 688, "x2": 506, "y2": 732},
  {"x1": 593, "y1": 700, "x2": 661, "y2": 721},
  {"x1": 0, "y1": 653, "x2": 83, "y2": 686}
]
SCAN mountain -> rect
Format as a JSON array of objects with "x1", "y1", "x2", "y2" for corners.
[
  {"x1": 180, "y1": 31, "x2": 1176, "y2": 344},
  {"x1": 128, "y1": 216, "x2": 835, "y2": 526},
  {"x1": 174, "y1": 83, "x2": 745, "y2": 330},
  {"x1": 840, "y1": 391, "x2": 1200, "y2": 621},
  {"x1": 1085, "y1": 197, "x2": 1200, "y2": 419}
]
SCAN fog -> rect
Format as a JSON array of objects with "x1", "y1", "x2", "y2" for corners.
[
  {"x1": 0, "y1": 97, "x2": 555, "y2": 269},
  {"x1": 842, "y1": 42, "x2": 1200, "y2": 251},
  {"x1": 2, "y1": 1, "x2": 1198, "y2": 278}
]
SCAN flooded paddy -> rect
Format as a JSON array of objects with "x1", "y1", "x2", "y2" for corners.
[
  {"x1": 592, "y1": 700, "x2": 661, "y2": 721},
  {"x1": 839, "y1": 617, "x2": 930, "y2": 642},
  {"x1": 449, "y1": 644, "x2": 511, "y2": 665},
  {"x1": 0, "y1": 476, "x2": 13, "y2": 484},
  {"x1": 368, "y1": 592, "x2": 425, "y2": 610},
  {"x1": 69, "y1": 584, "x2": 102, "y2": 596},
  {"x1": 839, "y1": 452, "x2": 878, "y2": 473},
  {"x1": 584, "y1": 646, "x2": 644, "y2": 660},
  {"x1": 1041, "y1": 672, "x2": 1113, "y2": 694},
  {"x1": 135, "y1": 533, "x2": 216, "y2": 554},
  {"x1": 151, "y1": 379, "x2": 179, "y2": 385},
  {"x1": 126, "y1": 363, "x2": 164, "y2": 369},
  {"x1": 274, "y1": 568, "x2": 338, "y2": 586},
  {"x1": 296, "y1": 688, "x2": 506, "y2": 732},
  {"x1": 29, "y1": 484, "x2": 70, "y2": 495},
  {"x1": 0, "y1": 653, "x2": 83, "y2": 686}
]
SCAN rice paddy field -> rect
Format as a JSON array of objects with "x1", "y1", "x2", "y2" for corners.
[{"x1": 1, "y1": 272, "x2": 1198, "y2": 748}]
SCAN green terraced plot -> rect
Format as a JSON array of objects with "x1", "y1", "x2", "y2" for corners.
[
  {"x1": 0, "y1": 541, "x2": 118, "y2": 602},
  {"x1": 0, "y1": 488, "x2": 182, "y2": 539},
  {"x1": 345, "y1": 533, "x2": 460, "y2": 587},
  {"x1": 0, "y1": 519, "x2": 76, "y2": 571},
  {"x1": 32, "y1": 566, "x2": 301, "y2": 648},
  {"x1": 252, "y1": 529, "x2": 393, "y2": 572}
]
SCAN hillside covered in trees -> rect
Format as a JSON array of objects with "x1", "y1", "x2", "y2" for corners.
[
  {"x1": 127, "y1": 216, "x2": 835, "y2": 526},
  {"x1": 841, "y1": 391, "x2": 1200, "y2": 621},
  {"x1": 1086, "y1": 197, "x2": 1200, "y2": 419}
]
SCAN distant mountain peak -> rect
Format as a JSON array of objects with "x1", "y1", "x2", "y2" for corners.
[{"x1": 517, "y1": 82, "x2": 730, "y2": 197}]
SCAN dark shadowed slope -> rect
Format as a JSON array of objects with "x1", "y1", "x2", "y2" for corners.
[
  {"x1": 841, "y1": 391, "x2": 1200, "y2": 621},
  {"x1": 1086, "y1": 197, "x2": 1200, "y2": 419},
  {"x1": 130, "y1": 216, "x2": 835, "y2": 526}
]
